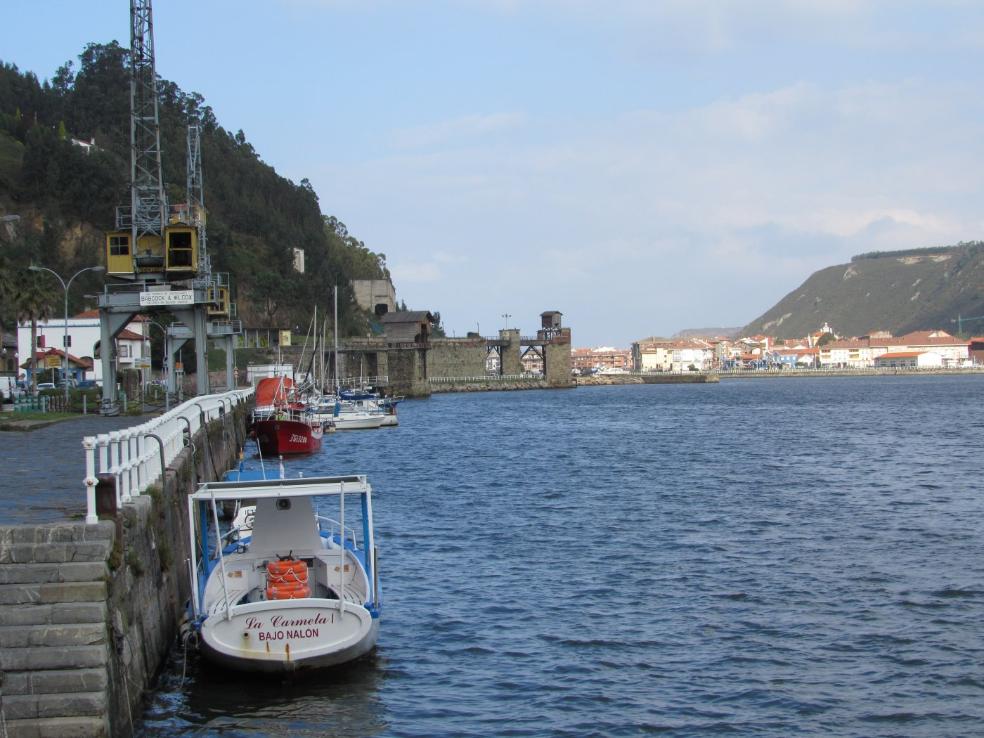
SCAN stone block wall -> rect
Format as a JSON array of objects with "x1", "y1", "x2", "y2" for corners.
[
  {"x1": 387, "y1": 348, "x2": 430, "y2": 398},
  {"x1": 427, "y1": 338, "x2": 488, "y2": 379},
  {"x1": 499, "y1": 330, "x2": 523, "y2": 376},
  {"x1": 545, "y1": 329, "x2": 573, "y2": 387},
  {"x1": 0, "y1": 524, "x2": 114, "y2": 737}
]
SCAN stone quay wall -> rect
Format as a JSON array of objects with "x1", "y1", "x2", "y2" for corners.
[
  {"x1": 427, "y1": 338, "x2": 488, "y2": 379},
  {"x1": 429, "y1": 378, "x2": 554, "y2": 393},
  {"x1": 576, "y1": 373, "x2": 720, "y2": 386},
  {"x1": 0, "y1": 403, "x2": 248, "y2": 737}
]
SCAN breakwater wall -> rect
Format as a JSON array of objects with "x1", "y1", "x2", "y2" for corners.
[
  {"x1": 429, "y1": 376, "x2": 555, "y2": 393},
  {"x1": 0, "y1": 402, "x2": 248, "y2": 737},
  {"x1": 576, "y1": 373, "x2": 720, "y2": 386}
]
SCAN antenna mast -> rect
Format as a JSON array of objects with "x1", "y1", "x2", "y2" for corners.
[
  {"x1": 127, "y1": 0, "x2": 167, "y2": 253},
  {"x1": 187, "y1": 124, "x2": 210, "y2": 281}
]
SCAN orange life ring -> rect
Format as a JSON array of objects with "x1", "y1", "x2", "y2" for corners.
[
  {"x1": 266, "y1": 582, "x2": 311, "y2": 600},
  {"x1": 266, "y1": 559, "x2": 308, "y2": 583}
]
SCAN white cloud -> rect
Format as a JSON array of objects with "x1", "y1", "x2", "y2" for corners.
[
  {"x1": 390, "y1": 260, "x2": 443, "y2": 283},
  {"x1": 391, "y1": 112, "x2": 527, "y2": 150},
  {"x1": 313, "y1": 75, "x2": 984, "y2": 343}
]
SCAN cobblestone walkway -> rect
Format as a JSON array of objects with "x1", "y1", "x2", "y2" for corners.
[{"x1": 0, "y1": 415, "x2": 150, "y2": 525}]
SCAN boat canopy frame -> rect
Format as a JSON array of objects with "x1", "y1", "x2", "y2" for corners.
[{"x1": 188, "y1": 475, "x2": 377, "y2": 621}]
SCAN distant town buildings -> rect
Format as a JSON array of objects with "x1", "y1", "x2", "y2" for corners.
[
  {"x1": 574, "y1": 326, "x2": 978, "y2": 375},
  {"x1": 572, "y1": 346, "x2": 631, "y2": 373}
]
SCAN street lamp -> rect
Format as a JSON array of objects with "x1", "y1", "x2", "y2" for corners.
[
  {"x1": 28, "y1": 264, "x2": 106, "y2": 404},
  {"x1": 145, "y1": 319, "x2": 171, "y2": 411}
]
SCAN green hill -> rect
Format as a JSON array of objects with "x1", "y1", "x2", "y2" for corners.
[
  {"x1": 741, "y1": 243, "x2": 984, "y2": 339},
  {"x1": 0, "y1": 44, "x2": 389, "y2": 333}
]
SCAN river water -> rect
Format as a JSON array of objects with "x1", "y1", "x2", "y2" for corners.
[{"x1": 139, "y1": 376, "x2": 984, "y2": 737}]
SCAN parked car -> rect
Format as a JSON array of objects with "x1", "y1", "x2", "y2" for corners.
[
  {"x1": 36, "y1": 382, "x2": 56, "y2": 391},
  {"x1": 77, "y1": 379, "x2": 98, "y2": 389}
]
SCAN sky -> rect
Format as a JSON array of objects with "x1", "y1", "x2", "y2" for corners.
[{"x1": 3, "y1": 1, "x2": 984, "y2": 345}]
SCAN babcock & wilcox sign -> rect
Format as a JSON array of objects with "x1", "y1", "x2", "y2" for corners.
[{"x1": 139, "y1": 290, "x2": 195, "y2": 307}]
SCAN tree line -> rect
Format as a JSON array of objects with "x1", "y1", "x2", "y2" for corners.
[{"x1": 0, "y1": 43, "x2": 393, "y2": 340}]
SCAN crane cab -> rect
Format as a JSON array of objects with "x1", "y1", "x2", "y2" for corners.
[{"x1": 104, "y1": 225, "x2": 200, "y2": 279}]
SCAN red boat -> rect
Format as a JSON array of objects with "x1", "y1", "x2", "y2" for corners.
[
  {"x1": 251, "y1": 377, "x2": 324, "y2": 456},
  {"x1": 253, "y1": 413, "x2": 324, "y2": 456}
]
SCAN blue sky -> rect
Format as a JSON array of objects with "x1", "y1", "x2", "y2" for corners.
[{"x1": 4, "y1": 1, "x2": 984, "y2": 345}]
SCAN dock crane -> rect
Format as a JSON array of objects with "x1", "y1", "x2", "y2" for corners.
[{"x1": 98, "y1": 0, "x2": 240, "y2": 412}]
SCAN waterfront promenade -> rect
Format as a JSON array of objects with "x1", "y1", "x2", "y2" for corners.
[{"x1": 0, "y1": 414, "x2": 153, "y2": 525}]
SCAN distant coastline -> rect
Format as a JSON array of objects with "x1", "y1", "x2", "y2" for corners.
[{"x1": 582, "y1": 367, "x2": 984, "y2": 384}]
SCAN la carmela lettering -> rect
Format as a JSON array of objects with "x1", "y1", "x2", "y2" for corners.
[{"x1": 245, "y1": 612, "x2": 333, "y2": 641}]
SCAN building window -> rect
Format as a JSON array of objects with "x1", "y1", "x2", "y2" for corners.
[{"x1": 118, "y1": 344, "x2": 130, "y2": 358}]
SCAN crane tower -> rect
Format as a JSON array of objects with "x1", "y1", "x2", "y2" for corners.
[{"x1": 98, "y1": 0, "x2": 239, "y2": 412}]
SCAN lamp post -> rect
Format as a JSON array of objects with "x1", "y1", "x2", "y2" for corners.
[
  {"x1": 146, "y1": 319, "x2": 170, "y2": 412},
  {"x1": 29, "y1": 265, "x2": 106, "y2": 404}
]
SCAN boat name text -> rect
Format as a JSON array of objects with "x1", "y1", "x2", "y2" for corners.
[{"x1": 244, "y1": 613, "x2": 334, "y2": 641}]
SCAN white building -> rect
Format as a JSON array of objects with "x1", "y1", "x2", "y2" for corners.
[
  {"x1": 16, "y1": 310, "x2": 148, "y2": 383},
  {"x1": 874, "y1": 351, "x2": 944, "y2": 369}
]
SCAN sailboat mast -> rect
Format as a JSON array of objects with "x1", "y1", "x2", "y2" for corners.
[{"x1": 334, "y1": 285, "x2": 340, "y2": 393}]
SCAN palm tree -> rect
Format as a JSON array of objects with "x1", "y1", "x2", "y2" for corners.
[
  {"x1": 15, "y1": 275, "x2": 52, "y2": 394},
  {"x1": 0, "y1": 254, "x2": 16, "y2": 329}
]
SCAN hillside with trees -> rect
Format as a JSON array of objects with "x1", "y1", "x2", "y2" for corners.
[
  {"x1": 741, "y1": 242, "x2": 984, "y2": 339},
  {"x1": 0, "y1": 43, "x2": 391, "y2": 335}
]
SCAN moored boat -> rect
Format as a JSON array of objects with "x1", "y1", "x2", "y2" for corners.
[
  {"x1": 253, "y1": 412, "x2": 324, "y2": 455},
  {"x1": 187, "y1": 475, "x2": 381, "y2": 672},
  {"x1": 252, "y1": 376, "x2": 325, "y2": 455}
]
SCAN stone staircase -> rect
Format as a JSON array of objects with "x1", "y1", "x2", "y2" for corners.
[{"x1": 0, "y1": 523, "x2": 114, "y2": 738}]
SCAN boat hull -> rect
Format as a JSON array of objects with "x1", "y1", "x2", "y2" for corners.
[
  {"x1": 201, "y1": 600, "x2": 378, "y2": 673},
  {"x1": 253, "y1": 419, "x2": 323, "y2": 455},
  {"x1": 306, "y1": 411, "x2": 386, "y2": 430}
]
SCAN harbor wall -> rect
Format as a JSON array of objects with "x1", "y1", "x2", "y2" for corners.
[
  {"x1": 427, "y1": 338, "x2": 487, "y2": 379},
  {"x1": 576, "y1": 373, "x2": 720, "y2": 386},
  {"x1": 429, "y1": 378, "x2": 552, "y2": 393},
  {"x1": 545, "y1": 337, "x2": 573, "y2": 387},
  {"x1": 387, "y1": 348, "x2": 430, "y2": 398},
  {"x1": 0, "y1": 404, "x2": 248, "y2": 737}
]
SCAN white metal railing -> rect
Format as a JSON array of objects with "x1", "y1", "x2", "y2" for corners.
[
  {"x1": 337, "y1": 375, "x2": 389, "y2": 388},
  {"x1": 82, "y1": 387, "x2": 254, "y2": 525},
  {"x1": 317, "y1": 515, "x2": 358, "y2": 549}
]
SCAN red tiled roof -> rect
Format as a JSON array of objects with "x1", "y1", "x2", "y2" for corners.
[
  {"x1": 117, "y1": 328, "x2": 145, "y2": 341},
  {"x1": 823, "y1": 338, "x2": 869, "y2": 349},
  {"x1": 20, "y1": 348, "x2": 91, "y2": 369},
  {"x1": 73, "y1": 310, "x2": 148, "y2": 321},
  {"x1": 882, "y1": 331, "x2": 966, "y2": 347},
  {"x1": 877, "y1": 351, "x2": 926, "y2": 359}
]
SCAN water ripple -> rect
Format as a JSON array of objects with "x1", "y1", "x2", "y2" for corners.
[{"x1": 139, "y1": 376, "x2": 984, "y2": 737}]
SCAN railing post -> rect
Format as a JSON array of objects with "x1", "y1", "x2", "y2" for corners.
[
  {"x1": 83, "y1": 436, "x2": 99, "y2": 525},
  {"x1": 119, "y1": 431, "x2": 132, "y2": 504}
]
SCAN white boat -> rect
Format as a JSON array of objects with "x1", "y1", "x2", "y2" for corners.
[
  {"x1": 187, "y1": 475, "x2": 381, "y2": 672},
  {"x1": 305, "y1": 397, "x2": 387, "y2": 430}
]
